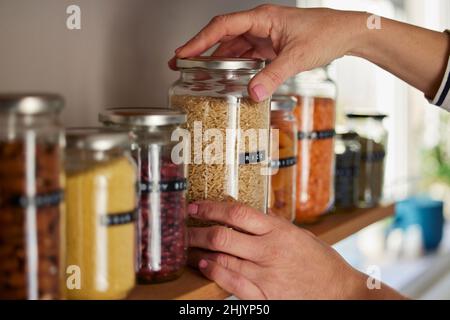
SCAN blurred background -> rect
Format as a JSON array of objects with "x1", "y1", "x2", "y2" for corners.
[
  {"x1": 302, "y1": 0, "x2": 450, "y2": 300},
  {"x1": 0, "y1": 0, "x2": 449, "y2": 299}
]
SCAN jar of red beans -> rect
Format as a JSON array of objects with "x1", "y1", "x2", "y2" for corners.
[
  {"x1": 277, "y1": 67, "x2": 337, "y2": 223},
  {"x1": 99, "y1": 108, "x2": 188, "y2": 284}
]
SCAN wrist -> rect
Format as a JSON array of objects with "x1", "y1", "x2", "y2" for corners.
[
  {"x1": 336, "y1": 268, "x2": 371, "y2": 300},
  {"x1": 342, "y1": 269, "x2": 408, "y2": 300},
  {"x1": 346, "y1": 11, "x2": 376, "y2": 59}
]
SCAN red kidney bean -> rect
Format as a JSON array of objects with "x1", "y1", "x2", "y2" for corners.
[{"x1": 135, "y1": 155, "x2": 187, "y2": 284}]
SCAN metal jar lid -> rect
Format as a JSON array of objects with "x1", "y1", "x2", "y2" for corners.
[
  {"x1": 66, "y1": 127, "x2": 130, "y2": 152},
  {"x1": 271, "y1": 95, "x2": 297, "y2": 111},
  {"x1": 0, "y1": 93, "x2": 64, "y2": 115},
  {"x1": 176, "y1": 57, "x2": 265, "y2": 71},
  {"x1": 99, "y1": 108, "x2": 186, "y2": 127}
]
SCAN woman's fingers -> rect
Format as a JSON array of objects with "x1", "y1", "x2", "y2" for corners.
[
  {"x1": 240, "y1": 48, "x2": 271, "y2": 60},
  {"x1": 168, "y1": 56, "x2": 177, "y2": 70},
  {"x1": 212, "y1": 36, "x2": 253, "y2": 57},
  {"x1": 188, "y1": 226, "x2": 265, "y2": 262},
  {"x1": 176, "y1": 11, "x2": 254, "y2": 58},
  {"x1": 197, "y1": 259, "x2": 266, "y2": 300},
  {"x1": 169, "y1": 36, "x2": 254, "y2": 70},
  {"x1": 188, "y1": 248, "x2": 260, "y2": 280},
  {"x1": 176, "y1": 6, "x2": 276, "y2": 59},
  {"x1": 188, "y1": 201, "x2": 275, "y2": 235},
  {"x1": 211, "y1": 34, "x2": 277, "y2": 60},
  {"x1": 248, "y1": 49, "x2": 301, "y2": 101}
]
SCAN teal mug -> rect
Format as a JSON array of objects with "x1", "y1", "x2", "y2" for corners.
[{"x1": 394, "y1": 197, "x2": 444, "y2": 252}]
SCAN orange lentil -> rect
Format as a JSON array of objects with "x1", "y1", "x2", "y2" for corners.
[{"x1": 293, "y1": 96, "x2": 336, "y2": 223}]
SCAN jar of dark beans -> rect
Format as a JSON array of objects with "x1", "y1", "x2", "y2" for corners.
[
  {"x1": 334, "y1": 130, "x2": 361, "y2": 209},
  {"x1": 100, "y1": 108, "x2": 188, "y2": 283},
  {"x1": 0, "y1": 94, "x2": 64, "y2": 299},
  {"x1": 346, "y1": 113, "x2": 388, "y2": 207}
]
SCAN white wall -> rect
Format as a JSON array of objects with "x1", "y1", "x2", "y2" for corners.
[{"x1": 0, "y1": 0, "x2": 294, "y2": 126}]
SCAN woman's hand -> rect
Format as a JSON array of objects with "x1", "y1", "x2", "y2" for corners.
[
  {"x1": 187, "y1": 201, "x2": 405, "y2": 300},
  {"x1": 169, "y1": 5, "x2": 367, "y2": 102},
  {"x1": 170, "y1": 4, "x2": 450, "y2": 101}
]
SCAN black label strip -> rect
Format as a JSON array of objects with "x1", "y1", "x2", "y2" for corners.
[
  {"x1": 100, "y1": 210, "x2": 137, "y2": 227},
  {"x1": 12, "y1": 190, "x2": 64, "y2": 209},
  {"x1": 270, "y1": 156, "x2": 297, "y2": 169},
  {"x1": 239, "y1": 151, "x2": 266, "y2": 165},
  {"x1": 298, "y1": 130, "x2": 336, "y2": 140},
  {"x1": 140, "y1": 178, "x2": 187, "y2": 193}
]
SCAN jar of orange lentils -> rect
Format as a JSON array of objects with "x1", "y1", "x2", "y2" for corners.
[{"x1": 277, "y1": 67, "x2": 337, "y2": 224}]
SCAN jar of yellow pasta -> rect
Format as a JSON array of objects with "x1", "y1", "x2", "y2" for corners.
[{"x1": 64, "y1": 128, "x2": 136, "y2": 300}]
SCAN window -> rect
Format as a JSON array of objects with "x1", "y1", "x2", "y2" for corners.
[{"x1": 297, "y1": 0, "x2": 450, "y2": 201}]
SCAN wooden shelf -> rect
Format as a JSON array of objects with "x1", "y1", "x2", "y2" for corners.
[
  {"x1": 128, "y1": 204, "x2": 395, "y2": 300},
  {"x1": 300, "y1": 203, "x2": 395, "y2": 245}
]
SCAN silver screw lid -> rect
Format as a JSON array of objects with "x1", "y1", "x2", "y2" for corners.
[
  {"x1": 66, "y1": 127, "x2": 130, "y2": 152},
  {"x1": 99, "y1": 108, "x2": 186, "y2": 127},
  {"x1": 270, "y1": 95, "x2": 297, "y2": 111},
  {"x1": 0, "y1": 93, "x2": 64, "y2": 115},
  {"x1": 176, "y1": 57, "x2": 265, "y2": 71}
]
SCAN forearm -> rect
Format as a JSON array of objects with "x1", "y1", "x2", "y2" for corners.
[{"x1": 348, "y1": 13, "x2": 450, "y2": 99}]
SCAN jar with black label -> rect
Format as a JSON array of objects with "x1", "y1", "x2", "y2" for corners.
[
  {"x1": 277, "y1": 67, "x2": 337, "y2": 223},
  {"x1": 0, "y1": 94, "x2": 64, "y2": 300},
  {"x1": 346, "y1": 113, "x2": 388, "y2": 208},
  {"x1": 269, "y1": 95, "x2": 298, "y2": 222},
  {"x1": 99, "y1": 108, "x2": 188, "y2": 283},
  {"x1": 65, "y1": 128, "x2": 137, "y2": 299},
  {"x1": 169, "y1": 57, "x2": 270, "y2": 225},
  {"x1": 334, "y1": 131, "x2": 361, "y2": 209}
]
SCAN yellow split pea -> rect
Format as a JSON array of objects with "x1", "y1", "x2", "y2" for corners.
[{"x1": 65, "y1": 157, "x2": 136, "y2": 300}]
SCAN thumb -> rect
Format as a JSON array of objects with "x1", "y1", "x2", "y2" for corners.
[{"x1": 248, "y1": 52, "x2": 299, "y2": 102}]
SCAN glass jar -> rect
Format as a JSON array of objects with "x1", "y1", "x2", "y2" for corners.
[
  {"x1": 99, "y1": 108, "x2": 188, "y2": 284},
  {"x1": 277, "y1": 67, "x2": 337, "y2": 223},
  {"x1": 0, "y1": 94, "x2": 64, "y2": 300},
  {"x1": 346, "y1": 113, "x2": 388, "y2": 208},
  {"x1": 169, "y1": 57, "x2": 270, "y2": 225},
  {"x1": 334, "y1": 131, "x2": 361, "y2": 210},
  {"x1": 65, "y1": 128, "x2": 136, "y2": 300},
  {"x1": 269, "y1": 95, "x2": 298, "y2": 222}
]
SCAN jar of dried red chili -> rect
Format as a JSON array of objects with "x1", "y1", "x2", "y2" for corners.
[
  {"x1": 99, "y1": 108, "x2": 188, "y2": 283},
  {"x1": 277, "y1": 67, "x2": 337, "y2": 223},
  {"x1": 269, "y1": 95, "x2": 298, "y2": 222}
]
